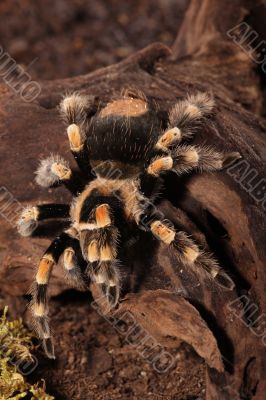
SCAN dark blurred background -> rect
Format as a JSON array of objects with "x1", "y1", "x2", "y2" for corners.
[{"x1": 0, "y1": 0, "x2": 189, "y2": 80}]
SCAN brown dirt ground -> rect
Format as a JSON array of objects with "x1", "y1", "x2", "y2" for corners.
[
  {"x1": 1, "y1": 290, "x2": 206, "y2": 400},
  {"x1": 30, "y1": 291, "x2": 206, "y2": 400},
  {"x1": 0, "y1": 0, "x2": 207, "y2": 399},
  {"x1": 0, "y1": 0, "x2": 188, "y2": 80}
]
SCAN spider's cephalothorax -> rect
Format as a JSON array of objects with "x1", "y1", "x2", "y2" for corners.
[{"x1": 17, "y1": 91, "x2": 241, "y2": 359}]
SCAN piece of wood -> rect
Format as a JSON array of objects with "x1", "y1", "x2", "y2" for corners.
[{"x1": 0, "y1": 0, "x2": 265, "y2": 398}]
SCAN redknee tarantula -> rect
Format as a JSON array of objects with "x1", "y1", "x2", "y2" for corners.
[{"x1": 17, "y1": 90, "x2": 240, "y2": 359}]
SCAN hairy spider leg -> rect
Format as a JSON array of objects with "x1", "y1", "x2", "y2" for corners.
[
  {"x1": 60, "y1": 93, "x2": 96, "y2": 179},
  {"x1": 146, "y1": 145, "x2": 241, "y2": 177},
  {"x1": 30, "y1": 229, "x2": 84, "y2": 359},
  {"x1": 147, "y1": 219, "x2": 235, "y2": 290},
  {"x1": 17, "y1": 203, "x2": 70, "y2": 237},
  {"x1": 35, "y1": 154, "x2": 86, "y2": 195},
  {"x1": 80, "y1": 203, "x2": 121, "y2": 307},
  {"x1": 155, "y1": 92, "x2": 215, "y2": 151}
]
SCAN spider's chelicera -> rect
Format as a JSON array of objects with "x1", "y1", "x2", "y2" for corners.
[{"x1": 17, "y1": 90, "x2": 240, "y2": 359}]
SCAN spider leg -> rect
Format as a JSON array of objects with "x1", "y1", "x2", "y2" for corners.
[
  {"x1": 139, "y1": 173, "x2": 163, "y2": 200},
  {"x1": 155, "y1": 92, "x2": 215, "y2": 151},
  {"x1": 31, "y1": 228, "x2": 85, "y2": 358},
  {"x1": 17, "y1": 203, "x2": 70, "y2": 237},
  {"x1": 145, "y1": 219, "x2": 234, "y2": 290},
  {"x1": 60, "y1": 93, "x2": 95, "y2": 179},
  {"x1": 146, "y1": 145, "x2": 241, "y2": 177},
  {"x1": 80, "y1": 204, "x2": 121, "y2": 307},
  {"x1": 147, "y1": 91, "x2": 241, "y2": 177},
  {"x1": 35, "y1": 154, "x2": 86, "y2": 195},
  {"x1": 62, "y1": 237, "x2": 88, "y2": 290}
]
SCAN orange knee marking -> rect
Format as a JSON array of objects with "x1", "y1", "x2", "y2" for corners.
[
  {"x1": 147, "y1": 157, "x2": 173, "y2": 176},
  {"x1": 33, "y1": 302, "x2": 47, "y2": 317},
  {"x1": 67, "y1": 124, "x2": 83, "y2": 151},
  {"x1": 51, "y1": 163, "x2": 71, "y2": 180},
  {"x1": 95, "y1": 204, "x2": 111, "y2": 228},
  {"x1": 156, "y1": 127, "x2": 181, "y2": 149},
  {"x1": 183, "y1": 246, "x2": 200, "y2": 263},
  {"x1": 184, "y1": 149, "x2": 199, "y2": 164},
  {"x1": 36, "y1": 256, "x2": 54, "y2": 284},
  {"x1": 100, "y1": 244, "x2": 116, "y2": 261},
  {"x1": 151, "y1": 221, "x2": 175, "y2": 244},
  {"x1": 88, "y1": 240, "x2": 99, "y2": 262}
]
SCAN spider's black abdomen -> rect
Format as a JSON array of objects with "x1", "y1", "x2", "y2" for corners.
[{"x1": 86, "y1": 104, "x2": 162, "y2": 164}]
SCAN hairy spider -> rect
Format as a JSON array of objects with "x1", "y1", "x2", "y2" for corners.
[{"x1": 17, "y1": 90, "x2": 240, "y2": 359}]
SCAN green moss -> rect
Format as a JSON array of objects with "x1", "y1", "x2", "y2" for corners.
[{"x1": 0, "y1": 307, "x2": 54, "y2": 400}]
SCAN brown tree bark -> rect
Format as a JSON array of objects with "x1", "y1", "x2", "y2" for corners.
[{"x1": 0, "y1": 0, "x2": 265, "y2": 399}]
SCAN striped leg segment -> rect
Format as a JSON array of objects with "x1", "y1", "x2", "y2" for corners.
[
  {"x1": 151, "y1": 92, "x2": 241, "y2": 177},
  {"x1": 89, "y1": 259, "x2": 121, "y2": 307},
  {"x1": 150, "y1": 220, "x2": 234, "y2": 290},
  {"x1": 17, "y1": 203, "x2": 70, "y2": 237},
  {"x1": 32, "y1": 253, "x2": 55, "y2": 358},
  {"x1": 60, "y1": 93, "x2": 95, "y2": 178},
  {"x1": 35, "y1": 154, "x2": 86, "y2": 195},
  {"x1": 146, "y1": 146, "x2": 241, "y2": 177},
  {"x1": 31, "y1": 230, "x2": 84, "y2": 358},
  {"x1": 80, "y1": 203, "x2": 121, "y2": 307}
]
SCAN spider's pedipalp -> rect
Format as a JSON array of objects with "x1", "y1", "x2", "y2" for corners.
[
  {"x1": 35, "y1": 154, "x2": 85, "y2": 195},
  {"x1": 155, "y1": 92, "x2": 215, "y2": 151},
  {"x1": 149, "y1": 220, "x2": 235, "y2": 290},
  {"x1": 17, "y1": 203, "x2": 70, "y2": 237}
]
